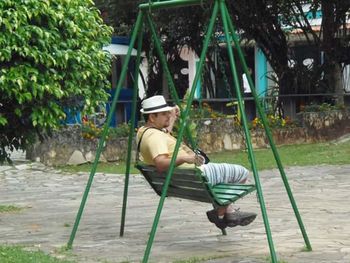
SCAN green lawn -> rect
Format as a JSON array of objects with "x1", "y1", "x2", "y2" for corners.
[
  {"x1": 0, "y1": 246, "x2": 74, "y2": 263},
  {"x1": 0, "y1": 205, "x2": 22, "y2": 213},
  {"x1": 209, "y1": 140, "x2": 350, "y2": 171},
  {"x1": 60, "y1": 140, "x2": 350, "y2": 174}
]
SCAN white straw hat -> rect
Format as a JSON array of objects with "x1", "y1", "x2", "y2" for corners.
[{"x1": 140, "y1": 95, "x2": 174, "y2": 114}]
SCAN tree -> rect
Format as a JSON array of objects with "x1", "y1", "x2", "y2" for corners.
[
  {"x1": 94, "y1": 0, "x2": 292, "y2": 99},
  {"x1": 227, "y1": 1, "x2": 292, "y2": 94},
  {"x1": 96, "y1": 0, "x2": 349, "y2": 104},
  {"x1": 94, "y1": 0, "x2": 142, "y2": 35},
  {"x1": 94, "y1": 0, "x2": 212, "y2": 98},
  {"x1": 274, "y1": 0, "x2": 350, "y2": 103},
  {"x1": 317, "y1": 0, "x2": 350, "y2": 104},
  {"x1": 0, "y1": 0, "x2": 113, "y2": 163}
]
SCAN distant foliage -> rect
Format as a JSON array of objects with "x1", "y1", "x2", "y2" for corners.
[
  {"x1": 251, "y1": 115, "x2": 297, "y2": 129},
  {"x1": 94, "y1": 0, "x2": 142, "y2": 35},
  {"x1": 81, "y1": 120, "x2": 130, "y2": 140},
  {"x1": 0, "y1": 0, "x2": 113, "y2": 163},
  {"x1": 190, "y1": 102, "x2": 226, "y2": 119},
  {"x1": 301, "y1": 103, "x2": 346, "y2": 112}
]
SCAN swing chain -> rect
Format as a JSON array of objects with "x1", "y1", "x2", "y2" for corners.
[
  {"x1": 215, "y1": 41, "x2": 232, "y2": 98},
  {"x1": 190, "y1": 7, "x2": 214, "y2": 151},
  {"x1": 148, "y1": 0, "x2": 153, "y2": 13},
  {"x1": 214, "y1": 38, "x2": 248, "y2": 153}
]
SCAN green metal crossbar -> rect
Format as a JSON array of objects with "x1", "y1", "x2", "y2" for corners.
[
  {"x1": 140, "y1": 0, "x2": 206, "y2": 10},
  {"x1": 67, "y1": 1, "x2": 311, "y2": 263}
]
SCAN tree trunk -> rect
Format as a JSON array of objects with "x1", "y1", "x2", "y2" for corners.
[
  {"x1": 321, "y1": 1, "x2": 345, "y2": 105},
  {"x1": 333, "y1": 63, "x2": 344, "y2": 105}
]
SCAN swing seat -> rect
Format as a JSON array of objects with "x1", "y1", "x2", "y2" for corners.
[{"x1": 136, "y1": 163, "x2": 256, "y2": 206}]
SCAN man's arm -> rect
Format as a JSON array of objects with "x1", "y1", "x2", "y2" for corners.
[{"x1": 153, "y1": 153, "x2": 204, "y2": 172}]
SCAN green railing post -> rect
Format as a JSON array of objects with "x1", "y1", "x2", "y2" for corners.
[
  {"x1": 219, "y1": 1, "x2": 277, "y2": 262},
  {"x1": 142, "y1": 2, "x2": 219, "y2": 262},
  {"x1": 223, "y1": 4, "x2": 312, "y2": 251},
  {"x1": 145, "y1": 13, "x2": 196, "y2": 148},
  {"x1": 119, "y1": 20, "x2": 144, "y2": 237},
  {"x1": 67, "y1": 11, "x2": 144, "y2": 249}
]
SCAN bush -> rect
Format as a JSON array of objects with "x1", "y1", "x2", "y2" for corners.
[
  {"x1": 81, "y1": 120, "x2": 130, "y2": 140},
  {"x1": 251, "y1": 115, "x2": 297, "y2": 129},
  {"x1": 189, "y1": 102, "x2": 226, "y2": 119},
  {"x1": 0, "y1": 0, "x2": 113, "y2": 163},
  {"x1": 301, "y1": 103, "x2": 345, "y2": 112}
]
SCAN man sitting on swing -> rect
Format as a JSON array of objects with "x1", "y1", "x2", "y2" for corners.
[{"x1": 137, "y1": 95, "x2": 257, "y2": 230}]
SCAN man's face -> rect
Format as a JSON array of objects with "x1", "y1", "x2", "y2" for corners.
[{"x1": 150, "y1": 111, "x2": 171, "y2": 128}]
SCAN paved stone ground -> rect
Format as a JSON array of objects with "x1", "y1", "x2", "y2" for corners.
[{"x1": 1, "y1": 152, "x2": 350, "y2": 263}]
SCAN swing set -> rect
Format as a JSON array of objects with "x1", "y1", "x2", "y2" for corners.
[{"x1": 67, "y1": 1, "x2": 312, "y2": 262}]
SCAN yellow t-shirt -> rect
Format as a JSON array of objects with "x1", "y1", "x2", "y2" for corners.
[{"x1": 136, "y1": 126, "x2": 195, "y2": 169}]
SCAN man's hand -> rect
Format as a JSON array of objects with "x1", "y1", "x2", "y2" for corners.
[
  {"x1": 181, "y1": 153, "x2": 204, "y2": 166},
  {"x1": 194, "y1": 154, "x2": 205, "y2": 166},
  {"x1": 166, "y1": 105, "x2": 180, "y2": 133},
  {"x1": 170, "y1": 105, "x2": 180, "y2": 121},
  {"x1": 153, "y1": 152, "x2": 204, "y2": 172},
  {"x1": 173, "y1": 105, "x2": 180, "y2": 118}
]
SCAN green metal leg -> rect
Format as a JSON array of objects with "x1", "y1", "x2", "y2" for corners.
[
  {"x1": 219, "y1": 1, "x2": 278, "y2": 262},
  {"x1": 223, "y1": 3, "x2": 312, "y2": 252},
  {"x1": 119, "y1": 18, "x2": 144, "y2": 237},
  {"x1": 221, "y1": 228, "x2": 227, "y2": 235},
  {"x1": 67, "y1": 11, "x2": 144, "y2": 249},
  {"x1": 142, "y1": 2, "x2": 219, "y2": 262}
]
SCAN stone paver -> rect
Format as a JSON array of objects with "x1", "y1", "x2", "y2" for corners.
[{"x1": 1, "y1": 158, "x2": 350, "y2": 263}]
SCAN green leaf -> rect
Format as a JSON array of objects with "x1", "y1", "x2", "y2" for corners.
[
  {"x1": 0, "y1": 116, "x2": 8, "y2": 126},
  {"x1": 14, "y1": 108, "x2": 22, "y2": 116},
  {"x1": 23, "y1": 92, "x2": 32, "y2": 101}
]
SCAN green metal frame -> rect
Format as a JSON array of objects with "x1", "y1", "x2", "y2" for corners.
[{"x1": 67, "y1": 1, "x2": 312, "y2": 263}]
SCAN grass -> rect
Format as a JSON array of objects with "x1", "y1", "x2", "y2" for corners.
[
  {"x1": 0, "y1": 205, "x2": 22, "y2": 213},
  {"x1": 264, "y1": 256, "x2": 289, "y2": 263},
  {"x1": 0, "y1": 245, "x2": 75, "y2": 263},
  {"x1": 172, "y1": 254, "x2": 229, "y2": 263},
  {"x1": 59, "y1": 141, "x2": 350, "y2": 174},
  {"x1": 209, "y1": 140, "x2": 350, "y2": 171}
]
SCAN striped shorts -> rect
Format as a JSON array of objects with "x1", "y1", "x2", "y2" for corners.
[{"x1": 201, "y1": 163, "x2": 249, "y2": 185}]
